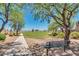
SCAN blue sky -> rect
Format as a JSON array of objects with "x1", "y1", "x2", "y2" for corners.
[
  {"x1": 0, "y1": 5, "x2": 79, "y2": 31},
  {"x1": 23, "y1": 7, "x2": 48, "y2": 31}
]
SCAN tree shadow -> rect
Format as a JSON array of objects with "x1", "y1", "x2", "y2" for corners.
[{"x1": 70, "y1": 41, "x2": 79, "y2": 56}]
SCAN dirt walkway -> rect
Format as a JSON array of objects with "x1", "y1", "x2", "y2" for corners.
[
  {"x1": 0, "y1": 34, "x2": 31, "y2": 56},
  {"x1": 14, "y1": 34, "x2": 29, "y2": 48}
]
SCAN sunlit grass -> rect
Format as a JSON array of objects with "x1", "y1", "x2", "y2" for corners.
[
  {"x1": 23, "y1": 31, "x2": 49, "y2": 39},
  {"x1": 23, "y1": 31, "x2": 79, "y2": 39}
]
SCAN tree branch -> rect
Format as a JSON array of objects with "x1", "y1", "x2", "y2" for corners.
[
  {"x1": 71, "y1": 4, "x2": 79, "y2": 12},
  {"x1": 50, "y1": 13, "x2": 63, "y2": 26},
  {"x1": 62, "y1": 3, "x2": 68, "y2": 27},
  {"x1": 5, "y1": 3, "x2": 10, "y2": 23},
  {"x1": 53, "y1": 4, "x2": 63, "y2": 16},
  {"x1": 67, "y1": 4, "x2": 79, "y2": 27},
  {"x1": 0, "y1": 18, "x2": 5, "y2": 23},
  {"x1": 49, "y1": 12, "x2": 63, "y2": 22}
]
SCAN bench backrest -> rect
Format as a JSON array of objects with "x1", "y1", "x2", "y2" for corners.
[{"x1": 44, "y1": 40, "x2": 64, "y2": 48}]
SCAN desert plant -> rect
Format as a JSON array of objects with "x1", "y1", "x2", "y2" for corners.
[
  {"x1": 0, "y1": 33, "x2": 6, "y2": 41},
  {"x1": 57, "y1": 32, "x2": 64, "y2": 38},
  {"x1": 71, "y1": 32, "x2": 79, "y2": 39},
  {"x1": 52, "y1": 32, "x2": 58, "y2": 36},
  {"x1": 48, "y1": 31, "x2": 58, "y2": 37}
]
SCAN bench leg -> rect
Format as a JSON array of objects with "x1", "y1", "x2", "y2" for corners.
[
  {"x1": 64, "y1": 46, "x2": 66, "y2": 52},
  {"x1": 46, "y1": 48, "x2": 49, "y2": 56}
]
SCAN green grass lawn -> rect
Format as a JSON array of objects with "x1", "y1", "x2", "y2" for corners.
[
  {"x1": 23, "y1": 31, "x2": 79, "y2": 39},
  {"x1": 23, "y1": 31, "x2": 49, "y2": 39}
]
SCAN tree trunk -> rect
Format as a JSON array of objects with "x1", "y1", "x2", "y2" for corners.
[
  {"x1": 16, "y1": 30, "x2": 19, "y2": 36},
  {"x1": 60, "y1": 27, "x2": 64, "y2": 32},
  {"x1": 0, "y1": 22, "x2": 6, "y2": 32},
  {"x1": 16, "y1": 25, "x2": 19, "y2": 36},
  {"x1": 0, "y1": 3, "x2": 10, "y2": 32},
  {"x1": 64, "y1": 27, "x2": 70, "y2": 51}
]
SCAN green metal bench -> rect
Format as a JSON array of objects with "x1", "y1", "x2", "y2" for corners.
[{"x1": 44, "y1": 40, "x2": 64, "y2": 55}]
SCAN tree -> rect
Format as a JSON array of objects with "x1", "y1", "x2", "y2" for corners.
[
  {"x1": 9, "y1": 7, "x2": 24, "y2": 35},
  {"x1": 0, "y1": 3, "x2": 10, "y2": 32},
  {"x1": 30, "y1": 3, "x2": 79, "y2": 51},
  {"x1": 0, "y1": 3, "x2": 24, "y2": 32},
  {"x1": 48, "y1": 19, "x2": 76, "y2": 33},
  {"x1": 48, "y1": 19, "x2": 62, "y2": 33}
]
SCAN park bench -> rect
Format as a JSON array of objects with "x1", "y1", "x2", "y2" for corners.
[{"x1": 44, "y1": 40, "x2": 64, "y2": 55}]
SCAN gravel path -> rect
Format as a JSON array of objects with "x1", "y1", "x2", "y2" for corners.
[
  {"x1": 0, "y1": 33, "x2": 32, "y2": 56},
  {"x1": 14, "y1": 34, "x2": 29, "y2": 48}
]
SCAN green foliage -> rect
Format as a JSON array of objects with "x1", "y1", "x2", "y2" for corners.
[
  {"x1": 57, "y1": 32, "x2": 64, "y2": 38},
  {"x1": 52, "y1": 32, "x2": 58, "y2": 36},
  {"x1": 0, "y1": 3, "x2": 25, "y2": 32},
  {"x1": 9, "y1": 4, "x2": 24, "y2": 34},
  {"x1": 70, "y1": 32, "x2": 79, "y2": 39},
  {"x1": 30, "y1": 4, "x2": 54, "y2": 21},
  {"x1": 48, "y1": 19, "x2": 76, "y2": 33},
  {"x1": 10, "y1": 10, "x2": 24, "y2": 31},
  {"x1": 48, "y1": 31, "x2": 58, "y2": 37},
  {"x1": 48, "y1": 19, "x2": 62, "y2": 32},
  {"x1": 31, "y1": 4, "x2": 79, "y2": 22},
  {"x1": 0, "y1": 33, "x2": 6, "y2": 41},
  {"x1": 49, "y1": 32, "x2": 64, "y2": 38},
  {"x1": 70, "y1": 19, "x2": 76, "y2": 29},
  {"x1": 0, "y1": 4, "x2": 5, "y2": 15}
]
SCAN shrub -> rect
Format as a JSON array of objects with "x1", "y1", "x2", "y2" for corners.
[
  {"x1": 13, "y1": 32, "x2": 16, "y2": 36},
  {"x1": 0, "y1": 33, "x2": 6, "y2": 41},
  {"x1": 52, "y1": 32, "x2": 58, "y2": 36},
  {"x1": 71, "y1": 32, "x2": 79, "y2": 39},
  {"x1": 48, "y1": 32, "x2": 58, "y2": 36},
  {"x1": 57, "y1": 32, "x2": 64, "y2": 38},
  {"x1": 13, "y1": 32, "x2": 18, "y2": 36}
]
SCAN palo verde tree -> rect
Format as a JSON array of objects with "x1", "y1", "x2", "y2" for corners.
[
  {"x1": 48, "y1": 18, "x2": 76, "y2": 33},
  {"x1": 10, "y1": 12, "x2": 24, "y2": 35},
  {"x1": 30, "y1": 3, "x2": 79, "y2": 51},
  {"x1": 48, "y1": 19, "x2": 62, "y2": 33},
  {"x1": 0, "y1": 3, "x2": 24, "y2": 32},
  {"x1": 0, "y1": 3, "x2": 10, "y2": 32},
  {"x1": 9, "y1": 4, "x2": 24, "y2": 35}
]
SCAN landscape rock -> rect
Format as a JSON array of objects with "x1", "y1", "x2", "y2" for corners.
[{"x1": 0, "y1": 34, "x2": 32, "y2": 56}]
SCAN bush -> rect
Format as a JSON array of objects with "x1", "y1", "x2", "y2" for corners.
[
  {"x1": 13, "y1": 32, "x2": 16, "y2": 36},
  {"x1": 48, "y1": 32, "x2": 58, "y2": 36},
  {"x1": 0, "y1": 33, "x2": 6, "y2": 41},
  {"x1": 71, "y1": 32, "x2": 79, "y2": 39},
  {"x1": 13, "y1": 32, "x2": 18, "y2": 36},
  {"x1": 52, "y1": 32, "x2": 58, "y2": 36},
  {"x1": 57, "y1": 32, "x2": 64, "y2": 38}
]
